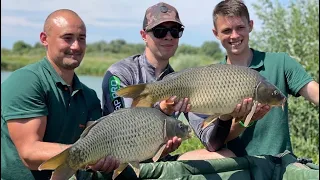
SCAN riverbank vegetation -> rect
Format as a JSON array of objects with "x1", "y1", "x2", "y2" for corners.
[
  {"x1": 251, "y1": 0, "x2": 319, "y2": 164},
  {"x1": 1, "y1": 39, "x2": 222, "y2": 76},
  {"x1": 1, "y1": 0, "x2": 318, "y2": 164}
]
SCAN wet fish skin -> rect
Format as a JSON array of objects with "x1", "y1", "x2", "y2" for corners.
[
  {"x1": 38, "y1": 107, "x2": 192, "y2": 180},
  {"x1": 116, "y1": 64, "x2": 286, "y2": 116}
]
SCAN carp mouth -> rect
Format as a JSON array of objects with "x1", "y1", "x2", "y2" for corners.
[{"x1": 270, "y1": 97, "x2": 286, "y2": 111}]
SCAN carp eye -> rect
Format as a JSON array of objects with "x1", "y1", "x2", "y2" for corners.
[{"x1": 178, "y1": 123, "x2": 183, "y2": 129}]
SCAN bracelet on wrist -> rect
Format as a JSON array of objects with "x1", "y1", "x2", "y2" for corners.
[{"x1": 238, "y1": 120, "x2": 255, "y2": 128}]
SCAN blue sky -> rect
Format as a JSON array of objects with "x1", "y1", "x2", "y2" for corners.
[{"x1": 1, "y1": 0, "x2": 284, "y2": 49}]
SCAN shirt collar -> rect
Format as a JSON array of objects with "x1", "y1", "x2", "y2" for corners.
[
  {"x1": 221, "y1": 49, "x2": 264, "y2": 69},
  {"x1": 139, "y1": 51, "x2": 174, "y2": 80}
]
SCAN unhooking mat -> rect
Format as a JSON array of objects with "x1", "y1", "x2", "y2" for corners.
[{"x1": 83, "y1": 150, "x2": 319, "y2": 180}]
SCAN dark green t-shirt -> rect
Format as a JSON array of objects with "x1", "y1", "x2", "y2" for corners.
[
  {"x1": 222, "y1": 49, "x2": 313, "y2": 156},
  {"x1": 1, "y1": 58, "x2": 102, "y2": 180}
]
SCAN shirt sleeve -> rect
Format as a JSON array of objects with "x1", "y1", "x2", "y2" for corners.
[
  {"x1": 102, "y1": 70, "x2": 133, "y2": 116},
  {"x1": 284, "y1": 54, "x2": 313, "y2": 97},
  {"x1": 184, "y1": 112, "x2": 232, "y2": 152},
  {"x1": 1, "y1": 69, "x2": 48, "y2": 121}
]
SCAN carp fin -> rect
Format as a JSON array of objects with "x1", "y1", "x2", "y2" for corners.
[
  {"x1": 80, "y1": 120, "x2": 99, "y2": 138},
  {"x1": 129, "y1": 162, "x2": 140, "y2": 178},
  {"x1": 132, "y1": 97, "x2": 153, "y2": 107},
  {"x1": 116, "y1": 84, "x2": 155, "y2": 107},
  {"x1": 201, "y1": 114, "x2": 220, "y2": 129},
  {"x1": 153, "y1": 119, "x2": 167, "y2": 162},
  {"x1": 158, "y1": 98, "x2": 176, "y2": 114},
  {"x1": 38, "y1": 148, "x2": 70, "y2": 170},
  {"x1": 152, "y1": 144, "x2": 166, "y2": 162},
  {"x1": 50, "y1": 163, "x2": 76, "y2": 180},
  {"x1": 243, "y1": 100, "x2": 258, "y2": 127},
  {"x1": 165, "y1": 98, "x2": 175, "y2": 105},
  {"x1": 112, "y1": 163, "x2": 128, "y2": 180},
  {"x1": 116, "y1": 84, "x2": 147, "y2": 99}
]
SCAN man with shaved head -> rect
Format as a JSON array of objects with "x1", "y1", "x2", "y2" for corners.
[{"x1": 1, "y1": 9, "x2": 119, "y2": 180}]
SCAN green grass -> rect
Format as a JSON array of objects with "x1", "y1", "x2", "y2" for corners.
[
  {"x1": 172, "y1": 134, "x2": 205, "y2": 155},
  {"x1": 1, "y1": 54, "x2": 130, "y2": 77},
  {"x1": 1, "y1": 53, "x2": 220, "y2": 77},
  {"x1": 1, "y1": 55, "x2": 43, "y2": 71}
]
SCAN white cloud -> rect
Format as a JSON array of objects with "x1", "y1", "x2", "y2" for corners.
[
  {"x1": 1, "y1": 16, "x2": 42, "y2": 28},
  {"x1": 1, "y1": 0, "x2": 262, "y2": 28},
  {"x1": 1, "y1": 0, "x2": 265, "y2": 48}
]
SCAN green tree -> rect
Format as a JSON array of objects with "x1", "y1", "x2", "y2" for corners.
[
  {"x1": 12, "y1": 41, "x2": 32, "y2": 54},
  {"x1": 33, "y1": 42, "x2": 43, "y2": 49},
  {"x1": 86, "y1": 41, "x2": 109, "y2": 54},
  {"x1": 200, "y1": 41, "x2": 223, "y2": 60},
  {"x1": 251, "y1": 0, "x2": 319, "y2": 164},
  {"x1": 176, "y1": 44, "x2": 200, "y2": 55},
  {"x1": 109, "y1": 39, "x2": 126, "y2": 53},
  {"x1": 121, "y1": 43, "x2": 145, "y2": 55}
]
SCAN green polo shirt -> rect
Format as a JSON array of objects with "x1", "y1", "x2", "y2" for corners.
[
  {"x1": 221, "y1": 49, "x2": 313, "y2": 156},
  {"x1": 1, "y1": 57, "x2": 102, "y2": 180}
]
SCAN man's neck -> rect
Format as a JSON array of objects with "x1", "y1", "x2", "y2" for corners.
[
  {"x1": 47, "y1": 57, "x2": 74, "y2": 86},
  {"x1": 59, "y1": 71, "x2": 74, "y2": 86},
  {"x1": 226, "y1": 48, "x2": 253, "y2": 67},
  {"x1": 145, "y1": 49, "x2": 169, "y2": 77}
]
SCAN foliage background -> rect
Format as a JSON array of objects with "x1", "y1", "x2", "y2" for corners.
[
  {"x1": 1, "y1": 0, "x2": 318, "y2": 164},
  {"x1": 250, "y1": 0, "x2": 319, "y2": 164}
]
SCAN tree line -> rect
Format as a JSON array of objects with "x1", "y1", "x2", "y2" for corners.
[
  {"x1": 1, "y1": 39, "x2": 224, "y2": 61},
  {"x1": 251, "y1": 0, "x2": 319, "y2": 164}
]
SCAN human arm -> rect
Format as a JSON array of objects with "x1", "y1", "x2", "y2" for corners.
[
  {"x1": 7, "y1": 117, "x2": 119, "y2": 172},
  {"x1": 185, "y1": 98, "x2": 270, "y2": 151},
  {"x1": 185, "y1": 112, "x2": 232, "y2": 152},
  {"x1": 4, "y1": 69, "x2": 118, "y2": 173},
  {"x1": 284, "y1": 54, "x2": 317, "y2": 105},
  {"x1": 1, "y1": 70, "x2": 67, "y2": 170},
  {"x1": 7, "y1": 117, "x2": 71, "y2": 170},
  {"x1": 224, "y1": 98, "x2": 270, "y2": 142},
  {"x1": 298, "y1": 81, "x2": 319, "y2": 106}
]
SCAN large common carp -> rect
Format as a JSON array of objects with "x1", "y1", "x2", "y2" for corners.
[
  {"x1": 38, "y1": 107, "x2": 192, "y2": 180},
  {"x1": 116, "y1": 64, "x2": 286, "y2": 127}
]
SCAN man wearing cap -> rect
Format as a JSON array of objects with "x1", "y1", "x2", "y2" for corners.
[
  {"x1": 102, "y1": 2, "x2": 245, "y2": 160},
  {"x1": 102, "y1": 2, "x2": 189, "y2": 160}
]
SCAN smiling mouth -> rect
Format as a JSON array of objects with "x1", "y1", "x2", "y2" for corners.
[
  {"x1": 66, "y1": 53, "x2": 82, "y2": 57},
  {"x1": 162, "y1": 45, "x2": 173, "y2": 47},
  {"x1": 229, "y1": 40, "x2": 242, "y2": 47}
]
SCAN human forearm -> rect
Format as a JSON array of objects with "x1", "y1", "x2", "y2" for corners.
[
  {"x1": 7, "y1": 117, "x2": 72, "y2": 170},
  {"x1": 205, "y1": 119, "x2": 232, "y2": 151},
  {"x1": 225, "y1": 120, "x2": 246, "y2": 143},
  {"x1": 299, "y1": 81, "x2": 319, "y2": 106},
  {"x1": 188, "y1": 115, "x2": 232, "y2": 151},
  {"x1": 18, "y1": 141, "x2": 71, "y2": 170}
]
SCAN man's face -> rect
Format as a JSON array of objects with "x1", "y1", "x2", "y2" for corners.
[
  {"x1": 213, "y1": 15, "x2": 253, "y2": 56},
  {"x1": 142, "y1": 22, "x2": 182, "y2": 60},
  {"x1": 41, "y1": 14, "x2": 86, "y2": 70}
]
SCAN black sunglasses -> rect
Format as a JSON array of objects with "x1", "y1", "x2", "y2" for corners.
[{"x1": 147, "y1": 26, "x2": 184, "y2": 39}]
